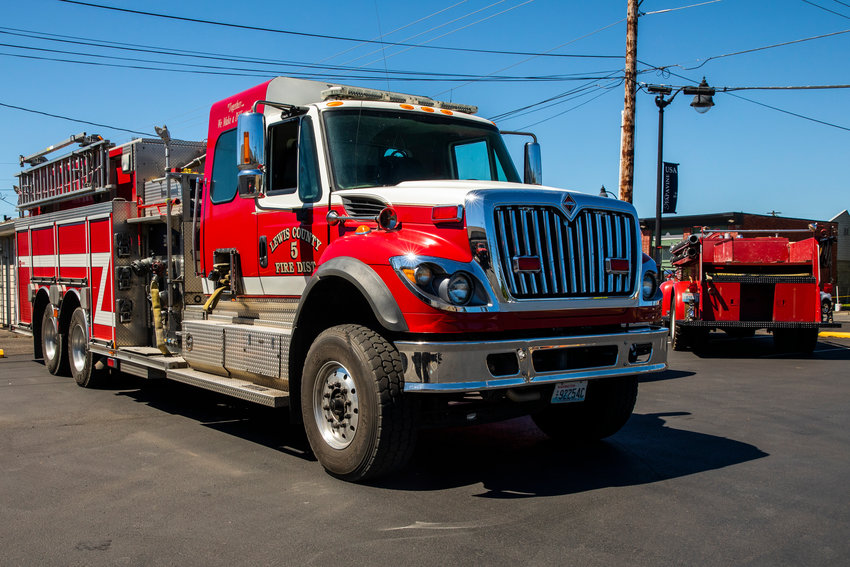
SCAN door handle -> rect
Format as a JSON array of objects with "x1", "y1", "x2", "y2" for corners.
[{"x1": 259, "y1": 235, "x2": 268, "y2": 268}]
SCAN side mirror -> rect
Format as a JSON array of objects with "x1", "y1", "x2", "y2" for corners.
[
  {"x1": 237, "y1": 112, "x2": 265, "y2": 199},
  {"x1": 523, "y1": 141, "x2": 542, "y2": 185},
  {"x1": 237, "y1": 111, "x2": 265, "y2": 170}
]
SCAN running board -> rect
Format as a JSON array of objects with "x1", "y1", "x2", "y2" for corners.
[{"x1": 166, "y1": 367, "x2": 290, "y2": 408}]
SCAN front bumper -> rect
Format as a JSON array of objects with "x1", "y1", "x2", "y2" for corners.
[{"x1": 395, "y1": 326, "x2": 668, "y2": 392}]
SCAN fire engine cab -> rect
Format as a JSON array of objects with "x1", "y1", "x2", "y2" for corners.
[{"x1": 13, "y1": 77, "x2": 666, "y2": 480}]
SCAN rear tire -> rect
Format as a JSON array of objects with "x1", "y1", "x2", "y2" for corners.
[
  {"x1": 532, "y1": 376, "x2": 638, "y2": 442},
  {"x1": 68, "y1": 307, "x2": 103, "y2": 388},
  {"x1": 773, "y1": 328, "x2": 818, "y2": 354},
  {"x1": 301, "y1": 324, "x2": 417, "y2": 482},
  {"x1": 41, "y1": 305, "x2": 69, "y2": 376},
  {"x1": 670, "y1": 297, "x2": 689, "y2": 351}
]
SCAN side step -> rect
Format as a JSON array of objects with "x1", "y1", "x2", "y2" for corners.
[{"x1": 166, "y1": 367, "x2": 290, "y2": 408}]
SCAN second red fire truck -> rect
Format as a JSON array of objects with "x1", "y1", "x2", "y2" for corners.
[
  {"x1": 661, "y1": 228, "x2": 839, "y2": 352},
  {"x1": 12, "y1": 77, "x2": 666, "y2": 480}
]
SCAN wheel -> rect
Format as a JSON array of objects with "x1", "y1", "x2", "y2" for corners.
[
  {"x1": 773, "y1": 328, "x2": 817, "y2": 354},
  {"x1": 670, "y1": 296, "x2": 689, "y2": 351},
  {"x1": 68, "y1": 307, "x2": 103, "y2": 388},
  {"x1": 798, "y1": 328, "x2": 819, "y2": 354},
  {"x1": 41, "y1": 305, "x2": 69, "y2": 376},
  {"x1": 773, "y1": 329, "x2": 793, "y2": 353},
  {"x1": 301, "y1": 324, "x2": 417, "y2": 482},
  {"x1": 532, "y1": 376, "x2": 638, "y2": 442}
]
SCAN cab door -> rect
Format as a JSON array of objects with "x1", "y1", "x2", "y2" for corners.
[
  {"x1": 255, "y1": 115, "x2": 327, "y2": 297},
  {"x1": 201, "y1": 127, "x2": 259, "y2": 293}
]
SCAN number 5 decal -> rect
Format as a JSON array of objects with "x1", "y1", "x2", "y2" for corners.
[{"x1": 290, "y1": 241, "x2": 298, "y2": 259}]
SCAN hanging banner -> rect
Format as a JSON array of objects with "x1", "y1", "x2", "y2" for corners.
[{"x1": 662, "y1": 162, "x2": 679, "y2": 214}]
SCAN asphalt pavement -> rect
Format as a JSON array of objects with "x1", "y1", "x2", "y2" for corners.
[{"x1": 1, "y1": 322, "x2": 848, "y2": 566}]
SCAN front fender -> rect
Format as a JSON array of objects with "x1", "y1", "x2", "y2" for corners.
[{"x1": 296, "y1": 256, "x2": 408, "y2": 332}]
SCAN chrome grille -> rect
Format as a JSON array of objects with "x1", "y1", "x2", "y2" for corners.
[{"x1": 493, "y1": 206, "x2": 637, "y2": 298}]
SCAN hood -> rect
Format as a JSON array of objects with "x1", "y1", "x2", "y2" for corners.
[{"x1": 333, "y1": 180, "x2": 594, "y2": 208}]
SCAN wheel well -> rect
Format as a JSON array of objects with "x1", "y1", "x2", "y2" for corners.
[
  {"x1": 32, "y1": 290, "x2": 50, "y2": 359},
  {"x1": 288, "y1": 277, "x2": 387, "y2": 423},
  {"x1": 59, "y1": 292, "x2": 81, "y2": 336}
]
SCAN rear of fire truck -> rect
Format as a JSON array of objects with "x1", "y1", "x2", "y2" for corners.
[
  {"x1": 14, "y1": 77, "x2": 667, "y2": 481},
  {"x1": 663, "y1": 230, "x2": 841, "y2": 353}
]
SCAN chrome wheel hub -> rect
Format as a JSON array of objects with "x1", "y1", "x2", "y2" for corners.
[
  {"x1": 43, "y1": 316, "x2": 58, "y2": 361},
  {"x1": 69, "y1": 322, "x2": 87, "y2": 373},
  {"x1": 312, "y1": 362, "x2": 360, "y2": 450}
]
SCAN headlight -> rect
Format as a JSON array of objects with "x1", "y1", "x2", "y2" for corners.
[
  {"x1": 414, "y1": 265, "x2": 433, "y2": 287},
  {"x1": 440, "y1": 272, "x2": 473, "y2": 306},
  {"x1": 391, "y1": 256, "x2": 492, "y2": 311},
  {"x1": 642, "y1": 271, "x2": 658, "y2": 300}
]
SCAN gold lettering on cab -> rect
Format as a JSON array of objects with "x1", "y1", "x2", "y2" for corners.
[
  {"x1": 274, "y1": 261, "x2": 317, "y2": 275},
  {"x1": 269, "y1": 228, "x2": 323, "y2": 253}
]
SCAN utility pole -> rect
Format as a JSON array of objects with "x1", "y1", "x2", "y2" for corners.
[{"x1": 618, "y1": 0, "x2": 639, "y2": 203}]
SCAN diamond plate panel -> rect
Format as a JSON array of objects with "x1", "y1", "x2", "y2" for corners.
[
  {"x1": 182, "y1": 320, "x2": 225, "y2": 373},
  {"x1": 225, "y1": 326, "x2": 288, "y2": 378}
]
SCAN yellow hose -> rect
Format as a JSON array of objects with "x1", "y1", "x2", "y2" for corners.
[
  {"x1": 203, "y1": 285, "x2": 227, "y2": 314},
  {"x1": 150, "y1": 278, "x2": 170, "y2": 356}
]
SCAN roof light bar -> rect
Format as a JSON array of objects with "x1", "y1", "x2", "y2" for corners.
[{"x1": 321, "y1": 86, "x2": 478, "y2": 115}]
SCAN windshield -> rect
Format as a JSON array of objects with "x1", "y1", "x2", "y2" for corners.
[{"x1": 323, "y1": 108, "x2": 521, "y2": 190}]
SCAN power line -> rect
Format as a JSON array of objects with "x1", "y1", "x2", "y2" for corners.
[
  {"x1": 356, "y1": 0, "x2": 536, "y2": 68},
  {"x1": 657, "y1": 27, "x2": 850, "y2": 71},
  {"x1": 642, "y1": 0, "x2": 722, "y2": 16},
  {"x1": 640, "y1": 65, "x2": 850, "y2": 132},
  {"x1": 0, "y1": 46, "x2": 616, "y2": 83},
  {"x1": 0, "y1": 101, "x2": 153, "y2": 136},
  {"x1": 723, "y1": 92, "x2": 850, "y2": 132},
  {"x1": 433, "y1": 15, "x2": 627, "y2": 97},
  {"x1": 0, "y1": 28, "x2": 584, "y2": 81},
  {"x1": 339, "y1": 0, "x2": 519, "y2": 67},
  {"x1": 318, "y1": 0, "x2": 471, "y2": 64},
  {"x1": 517, "y1": 84, "x2": 620, "y2": 130},
  {"x1": 800, "y1": 0, "x2": 850, "y2": 19},
  {"x1": 0, "y1": 29, "x2": 623, "y2": 83},
  {"x1": 58, "y1": 0, "x2": 623, "y2": 59}
]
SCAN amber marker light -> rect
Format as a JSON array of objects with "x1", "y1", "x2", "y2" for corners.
[
  {"x1": 355, "y1": 225, "x2": 371, "y2": 234},
  {"x1": 327, "y1": 101, "x2": 343, "y2": 107},
  {"x1": 242, "y1": 131, "x2": 250, "y2": 164},
  {"x1": 400, "y1": 104, "x2": 414, "y2": 110},
  {"x1": 432, "y1": 205, "x2": 463, "y2": 222},
  {"x1": 440, "y1": 109, "x2": 453, "y2": 115},
  {"x1": 421, "y1": 106, "x2": 435, "y2": 113}
]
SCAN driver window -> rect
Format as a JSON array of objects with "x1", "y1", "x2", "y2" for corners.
[
  {"x1": 268, "y1": 120, "x2": 298, "y2": 194},
  {"x1": 268, "y1": 117, "x2": 322, "y2": 202}
]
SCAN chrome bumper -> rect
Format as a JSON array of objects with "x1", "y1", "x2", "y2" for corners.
[{"x1": 396, "y1": 327, "x2": 668, "y2": 392}]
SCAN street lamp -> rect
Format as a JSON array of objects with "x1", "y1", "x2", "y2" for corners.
[{"x1": 646, "y1": 78, "x2": 715, "y2": 267}]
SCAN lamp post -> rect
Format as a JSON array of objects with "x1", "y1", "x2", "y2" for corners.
[{"x1": 646, "y1": 78, "x2": 715, "y2": 267}]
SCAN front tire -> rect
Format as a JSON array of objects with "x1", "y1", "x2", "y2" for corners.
[
  {"x1": 532, "y1": 376, "x2": 638, "y2": 442},
  {"x1": 670, "y1": 296, "x2": 689, "y2": 351},
  {"x1": 301, "y1": 325, "x2": 416, "y2": 482},
  {"x1": 41, "y1": 305, "x2": 69, "y2": 376},
  {"x1": 68, "y1": 307, "x2": 103, "y2": 388}
]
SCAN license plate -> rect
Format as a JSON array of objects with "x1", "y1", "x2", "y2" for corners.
[{"x1": 550, "y1": 380, "x2": 588, "y2": 404}]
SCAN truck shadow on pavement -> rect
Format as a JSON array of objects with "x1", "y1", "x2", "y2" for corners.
[
  {"x1": 116, "y1": 379, "x2": 316, "y2": 462},
  {"x1": 685, "y1": 333, "x2": 850, "y2": 360},
  {"x1": 380, "y1": 412, "x2": 768, "y2": 495},
  {"x1": 115, "y1": 378, "x2": 766, "y2": 495}
]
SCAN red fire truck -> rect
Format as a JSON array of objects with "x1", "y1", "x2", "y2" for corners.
[
  {"x1": 13, "y1": 77, "x2": 666, "y2": 480},
  {"x1": 661, "y1": 228, "x2": 840, "y2": 353}
]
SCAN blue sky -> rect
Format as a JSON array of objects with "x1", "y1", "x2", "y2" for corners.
[{"x1": 1, "y1": 0, "x2": 847, "y2": 224}]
